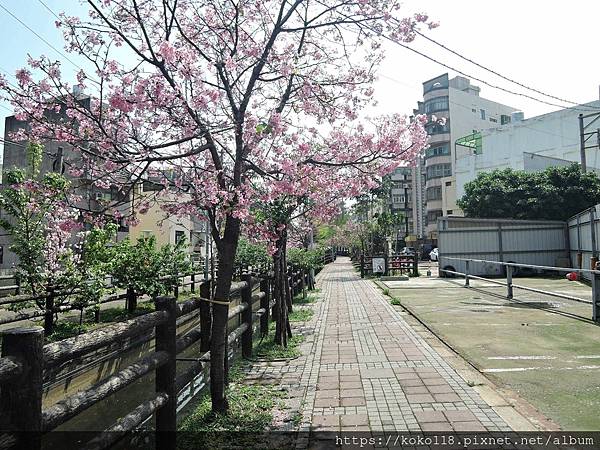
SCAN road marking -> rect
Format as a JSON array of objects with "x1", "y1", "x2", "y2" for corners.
[
  {"x1": 482, "y1": 365, "x2": 600, "y2": 373},
  {"x1": 440, "y1": 323, "x2": 559, "y2": 326},
  {"x1": 486, "y1": 355, "x2": 600, "y2": 361},
  {"x1": 487, "y1": 356, "x2": 556, "y2": 360}
]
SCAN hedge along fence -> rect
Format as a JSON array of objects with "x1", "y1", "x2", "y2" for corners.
[
  {"x1": 0, "y1": 275, "x2": 274, "y2": 450},
  {"x1": 0, "y1": 270, "x2": 206, "y2": 334},
  {"x1": 0, "y1": 250, "x2": 333, "y2": 336}
]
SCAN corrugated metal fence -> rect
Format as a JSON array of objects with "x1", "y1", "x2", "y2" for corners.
[
  {"x1": 568, "y1": 205, "x2": 600, "y2": 280},
  {"x1": 438, "y1": 216, "x2": 569, "y2": 277}
]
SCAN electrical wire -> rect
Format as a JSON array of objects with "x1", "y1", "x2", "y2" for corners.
[
  {"x1": 36, "y1": 0, "x2": 60, "y2": 20},
  {"x1": 389, "y1": 39, "x2": 598, "y2": 112},
  {"x1": 0, "y1": 4, "x2": 80, "y2": 71},
  {"x1": 0, "y1": 3, "x2": 99, "y2": 84},
  {"x1": 413, "y1": 29, "x2": 596, "y2": 109},
  {"x1": 379, "y1": 71, "x2": 585, "y2": 148},
  {"x1": 0, "y1": 138, "x2": 26, "y2": 148}
]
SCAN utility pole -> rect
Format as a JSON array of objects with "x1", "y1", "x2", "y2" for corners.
[
  {"x1": 580, "y1": 114, "x2": 587, "y2": 173},
  {"x1": 579, "y1": 111, "x2": 600, "y2": 174}
]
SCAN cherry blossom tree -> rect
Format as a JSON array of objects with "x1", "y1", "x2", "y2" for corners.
[{"x1": 0, "y1": 0, "x2": 435, "y2": 412}]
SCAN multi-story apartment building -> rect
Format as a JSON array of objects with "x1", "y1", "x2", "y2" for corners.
[
  {"x1": 387, "y1": 159, "x2": 426, "y2": 246},
  {"x1": 414, "y1": 74, "x2": 519, "y2": 239}
]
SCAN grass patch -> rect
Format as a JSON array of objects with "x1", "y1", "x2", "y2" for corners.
[
  {"x1": 254, "y1": 332, "x2": 305, "y2": 360},
  {"x1": 390, "y1": 297, "x2": 402, "y2": 306},
  {"x1": 38, "y1": 303, "x2": 157, "y2": 343},
  {"x1": 86, "y1": 302, "x2": 155, "y2": 324},
  {"x1": 288, "y1": 308, "x2": 314, "y2": 322},
  {"x1": 382, "y1": 287, "x2": 390, "y2": 296},
  {"x1": 178, "y1": 360, "x2": 286, "y2": 449},
  {"x1": 44, "y1": 321, "x2": 93, "y2": 343},
  {"x1": 178, "y1": 325, "x2": 303, "y2": 449},
  {"x1": 293, "y1": 293, "x2": 319, "y2": 304}
]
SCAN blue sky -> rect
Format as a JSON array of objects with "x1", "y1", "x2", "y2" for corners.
[{"x1": 1, "y1": 0, "x2": 600, "y2": 162}]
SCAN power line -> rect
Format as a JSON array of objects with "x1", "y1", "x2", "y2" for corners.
[
  {"x1": 379, "y1": 71, "x2": 585, "y2": 147},
  {"x1": 36, "y1": 0, "x2": 60, "y2": 20},
  {"x1": 0, "y1": 138, "x2": 26, "y2": 148},
  {"x1": 413, "y1": 29, "x2": 595, "y2": 109},
  {"x1": 388, "y1": 39, "x2": 599, "y2": 113},
  {"x1": 358, "y1": 17, "x2": 599, "y2": 113},
  {"x1": 0, "y1": 3, "x2": 98, "y2": 84}
]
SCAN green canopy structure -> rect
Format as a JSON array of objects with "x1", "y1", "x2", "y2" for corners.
[{"x1": 455, "y1": 131, "x2": 482, "y2": 155}]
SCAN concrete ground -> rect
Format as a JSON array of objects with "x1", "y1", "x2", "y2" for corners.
[{"x1": 382, "y1": 268, "x2": 600, "y2": 430}]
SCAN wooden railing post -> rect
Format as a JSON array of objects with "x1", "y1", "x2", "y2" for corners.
[
  {"x1": 173, "y1": 279, "x2": 179, "y2": 299},
  {"x1": 241, "y1": 275, "x2": 253, "y2": 358},
  {"x1": 190, "y1": 273, "x2": 196, "y2": 294},
  {"x1": 412, "y1": 255, "x2": 418, "y2": 277},
  {"x1": 260, "y1": 278, "x2": 270, "y2": 336},
  {"x1": 199, "y1": 281, "x2": 212, "y2": 353},
  {"x1": 126, "y1": 286, "x2": 137, "y2": 314},
  {"x1": 44, "y1": 288, "x2": 55, "y2": 336},
  {"x1": 154, "y1": 297, "x2": 177, "y2": 450},
  {"x1": 301, "y1": 268, "x2": 307, "y2": 300},
  {"x1": 0, "y1": 326, "x2": 44, "y2": 450}
]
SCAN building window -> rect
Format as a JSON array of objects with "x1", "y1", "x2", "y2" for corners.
[
  {"x1": 392, "y1": 195, "x2": 411, "y2": 204},
  {"x1": 142, "y1": 230, "x2": 153, "y2": 238},
  {"x1": 471, "y1": 108, "x2": 477, "y2": 113},
  {"x1": 445, "y1": 181, "x2": 452, "y2": 187},
  {"x1": 175, "y1": 230, "x2": 185, "y2": 244},
  {"x1": 427, "y1": 210, "x2": 443, "y2": 224},
  {"x1": 489, "y1": 118, "x2": 497, "y2": 123},
  {"x1": 447, "y1": 210, "x2": 453, "y2": 215},
  {"x1": 426, "y1": 186, "x2": 442, "y2": 200},
  {"x1": 425, "y1": 143, "x2": 450, "y2": 159},
  {"x1": 425, "y1": 119, "x2": 450, "y2": 135},
  {"x1": 426, "y1": 163, "x2": 452, "y2": 179},
  {"x1": 424, "y1": 96, "x2": 449, "y2": 114},
  {"x1": 394, "y1": 167, "x2": 411, "y2": 176},
  {"x1": 501, "y1": 114, "x2": 511, "y2": 125},
  {"x1": 142, "y1": 180, "x2": 163, "y2": 192},
  {"x1": 480, "y1": 109, "x2": 486, "y2": 120}
]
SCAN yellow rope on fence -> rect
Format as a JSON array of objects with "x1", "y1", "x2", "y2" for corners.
[{"x1": 199, "y1": 297, "x2": 230, "y2": 306}]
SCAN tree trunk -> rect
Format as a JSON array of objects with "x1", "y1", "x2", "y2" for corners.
[
  {"x1": 209, "y1": 216, "x2": 241, "y2": 414},
  {"x1": 273, "y1": 249, "x2": 284, "y2": 346}
]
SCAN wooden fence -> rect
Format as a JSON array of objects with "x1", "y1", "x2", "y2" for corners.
[
  {"x1": 0, "y1": 258, "x2": 325, "y2": 450},
  {"x1": 0, "y1": 271, "x2": 206, "y2": 333}
]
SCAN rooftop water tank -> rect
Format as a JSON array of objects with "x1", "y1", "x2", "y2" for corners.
[{"x1": 511, "y1": 111, "x2": 525, "y2": 122}]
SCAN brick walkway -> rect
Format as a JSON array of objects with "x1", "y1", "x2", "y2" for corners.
[{"x1": 299, "y1": 257, "x2": 512, "y2": 434}]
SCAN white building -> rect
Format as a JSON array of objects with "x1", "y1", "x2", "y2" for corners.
[
  {"x1": 414, "y1": 74, "x2": 519, "y2": 239},
  {"x1": 455, "y1": 100, "x2": 600, "y2": 200}
]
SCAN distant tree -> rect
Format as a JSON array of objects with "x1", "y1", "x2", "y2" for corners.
[{"x1": 457, "y1": 164, "x2": 600, "y2": 221}]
